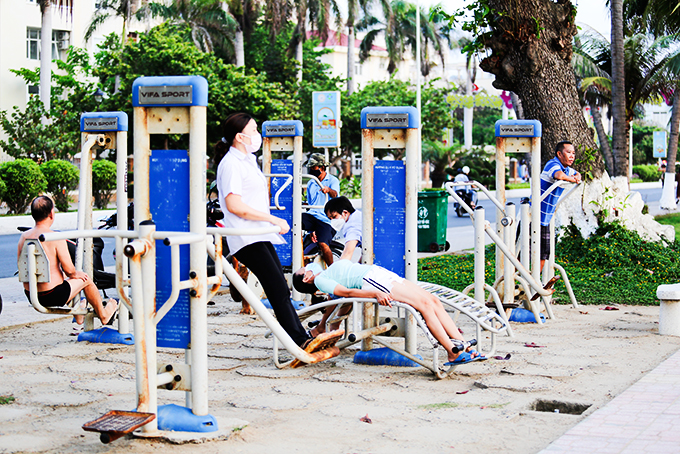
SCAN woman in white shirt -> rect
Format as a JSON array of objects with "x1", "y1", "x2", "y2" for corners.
[{"x1": 215, "y1": 113, "x2": 310, "y2": 347}]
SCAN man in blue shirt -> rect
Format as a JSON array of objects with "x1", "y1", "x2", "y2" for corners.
[
  {"x1": 539, "y1": 141, "x2": 581, "y2": 270},
  {"x1": 303, "y1": 153, "x2": 340, "y2": 265}
]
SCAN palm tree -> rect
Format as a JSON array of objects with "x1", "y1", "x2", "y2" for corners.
[
  {"x1": 345, "y1": 0, "x2": 391, "y2": 95},
  {"x1": 357, "y1": 0, "x2": 449, "y2": 78},
  {"x1": 141, "y1": 0, "x2": 237, "y2": 55},
  {"x1": 290, "y1": 0, "x2": 342, "y2": 81},
  {"x1": 84, "y1": 0, "x2": 138, "y2": 44},
  {"x1": 573, "y1": 28, "x2": 615, "y2": 173},
  {"x1": 37, "y1": 1, "x2": 72, "y2": 120},
  {"x1": 611, "y1": 0, "x2": 627, "y2": 177},
  {"x1": 225, "y1": 0, "x2": 259, "y2": 66}
]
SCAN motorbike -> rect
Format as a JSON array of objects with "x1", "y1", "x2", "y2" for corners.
[{"x1": 453, "y1": 189, "x2": 477, "y2": 217}]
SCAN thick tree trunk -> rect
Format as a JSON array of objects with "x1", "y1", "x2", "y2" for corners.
[
  {"x1": 589, "y1": 102, "x2": 614, "y2": 174},
  {"x1": 611, "y1": 0, "x2": 627, "y2": 177},
  {"x1": 480, "y1": 0, "x2": 603, "y2": 177},
  {"x1": 296, "y1": 40, "x2": 303, "y2": 82},
  {"x1": 510, "y1": 92, "x2": 523, "y2": 119},
  {"x1": 347, "y1": 25, "x2": 355, "y2": 95}
]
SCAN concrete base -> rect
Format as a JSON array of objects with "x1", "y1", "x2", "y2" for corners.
[
  {"x1": 133, "y1": 416, "x2": 248, "y2": 444},
  {"x1": 657, "y1": 283, "x2": 680, "y2": 336}
]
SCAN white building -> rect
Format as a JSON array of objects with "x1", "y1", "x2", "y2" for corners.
[{"x1": 0, "y1": 0, "x2": 139, "y2": 162}]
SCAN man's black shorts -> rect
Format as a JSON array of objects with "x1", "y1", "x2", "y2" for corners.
[
  {"x1": 24, "y1": 280, "x2": 72, "y2": 307},
  {"x1": 540, "y1": 225, "x2": 551, "y2": 261}
]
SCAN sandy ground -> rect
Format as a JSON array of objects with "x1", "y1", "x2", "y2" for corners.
[{"x1": 1, "y1": 293, "x2": 679, "y2": 454}]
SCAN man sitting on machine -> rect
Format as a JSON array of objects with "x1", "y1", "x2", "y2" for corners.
[
  {"x1": 17, "y1": 196, "x2": 118, "y2": 326},
  {"x1": 293, "y1": 261, "x2": 485, "y2": 365},
  {"x1": 303, "y1": 153, "x2": 340, "y2": 266}
]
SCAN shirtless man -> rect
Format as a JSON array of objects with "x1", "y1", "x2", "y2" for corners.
[{"x1": 17, "y1": 196, "x2": 117, "y2": 325}]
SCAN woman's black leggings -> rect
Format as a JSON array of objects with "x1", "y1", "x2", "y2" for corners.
[{"x1": 234, "y1": 241, "x2": 309, "y2": 346}]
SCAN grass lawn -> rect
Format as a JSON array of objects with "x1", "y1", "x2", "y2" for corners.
[
  {"x1": 655, "y1": 212, "x2": 680, "y2": 243},
  {"x1": 419, "y1": 223, "x2": 680, "y2": 306}
]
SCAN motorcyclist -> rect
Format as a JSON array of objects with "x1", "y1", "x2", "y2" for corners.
[{"x1": 453, "y1": 166, "x2": 476, "y2": 209}]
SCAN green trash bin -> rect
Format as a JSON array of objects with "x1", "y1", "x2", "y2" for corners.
[{"x1": 417, "y1": 190, "x2": 450, "y2": 253}]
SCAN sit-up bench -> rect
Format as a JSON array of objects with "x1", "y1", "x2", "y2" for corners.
[
  {"x1": 18, "y1": 239, "x2": 88, "y2": 317},
  {"x1": 281, "y1": 282, "x2": 511, "y2": 379}
]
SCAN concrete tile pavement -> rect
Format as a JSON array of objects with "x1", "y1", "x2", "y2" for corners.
[{"x1": 540, "y1": 348, "x2": 680, "y2": 453}]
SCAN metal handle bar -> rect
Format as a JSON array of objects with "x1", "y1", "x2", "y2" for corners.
[
  {"x1": 445, "y1": 181, "x2": 507, "y2": 217},
  {"x1": 264, "y1": 173, "x2": 293, "y2": 210},
  {"x1": 302, "y1": 174, "x2": 330, "y2": 209}
]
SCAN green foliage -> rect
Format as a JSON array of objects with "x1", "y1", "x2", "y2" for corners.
[
  {"x1": 340, "y1": 175, "x2": 362, "y2": 199},
  {"x1": 92, "y1": 159, "x2": 117, "y2": 209},
  {"x1": 422, "y1": 139, "x2": 459, "y2": 188},
  {"x1": 94, "y1": 25, "x2": 297, "y2": 160},
  {"x1": 342, "y1": 79, "x2": 455, "y2": 155},
  {"x1": 573, "y1": 146, "x2": 599, "y2": 181},
  {"x1": 420, "y1": 222, "x2": 680, "y2": 305},
  {"x1": 633, "y1": 164, "x2": 661, "y2": 182},
  {"x1": 632, "y1": 124, "x2": 662, "y2": 165},
  {"x1": 0, "y1": 159, "x2": 46, "y2": 214},
  {"x1": 450, "y1": 106, "x2": 500, "y2": 147},
  {"x1": 40, "y1": 160, "x2": 80, "y2": 212},
  {"x1": 656, "y1": 212, "x2": 680, "y2": 243},
  {"x1": 446, "y1": 148, "x2": 499, "y2": 189},
  {"x1": 0, "y1": 396, "x2": 15, "y2": 405},
  {"x1": 556, "y1": 222, "x2": 679, "y2": 304},
  {"x1": 3, "y1": 47, "x2": 101, "y2": 162}
]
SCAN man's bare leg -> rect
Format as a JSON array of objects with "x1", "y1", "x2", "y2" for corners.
[
  {"x1": 310, "y1": 303, "x2": 352, "y2": 337},
  {"x1": 68, "y1": 279, "x2": 118, "y2": 325}
]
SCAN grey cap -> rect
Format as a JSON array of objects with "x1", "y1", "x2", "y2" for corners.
[{"x1": 305, "y1": 153, "x2": 329, "y2": 168}]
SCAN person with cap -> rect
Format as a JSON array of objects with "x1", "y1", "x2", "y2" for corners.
[
  {"x1": 293, "y1": 261, "x2": 486, "y2": 365},
  {"x1": 303, "y1": 153, "x2": 340, "y2": 265}
]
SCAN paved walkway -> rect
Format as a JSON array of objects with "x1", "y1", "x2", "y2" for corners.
[{"x1": 541, "y1": 348, "x2": 680, "y2": 453}]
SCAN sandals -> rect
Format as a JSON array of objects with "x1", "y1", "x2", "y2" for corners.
[{"x1": 101, "y1": 298, "x2": 119, "y2": 326}]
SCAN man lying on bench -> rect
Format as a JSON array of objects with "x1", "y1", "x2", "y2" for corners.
[
  {"x1": 17, "y1": 195, "x2": 118, "y2": 326},
  {"x1": 293, "y1": 260, "x2": 486, "y2": 365}
]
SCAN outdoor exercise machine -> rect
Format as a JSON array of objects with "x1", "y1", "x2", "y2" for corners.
[{"x1": 18, "y1": 111, "x2": 134, "y2": 345}]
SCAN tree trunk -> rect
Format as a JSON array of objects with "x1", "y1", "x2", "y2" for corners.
[
  {"x1": 347, "y1": 25, "x2": 355, "y2": 95},
  {"x1": 235, "y1": 29, "x2": 244, "y2": 67},
  {"x1": 611, "y1": 0, "x2": 627, "y2": 177},
  {"x1": 510, "y1": 92, "x2": 523, "y2": 119},
  {"x1": 296, "y1": 40, "x2": 303, "y2": 82},
  {"x1": 480, "y1": 0, "x2": 603, "y2": 177},
  {"x1": 660, "y1": 87, "x2": 680, "y2": 209},
  {"x1": 40, "y1": 1, "x2": 52, "y2": 115},
  {"x1": 589, "y1": 102, "x2": 614, "y2": 174}
]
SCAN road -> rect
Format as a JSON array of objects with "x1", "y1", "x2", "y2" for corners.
[
  {"x1": 445, "y1": 186, "x2": 662, "y2": 228},
  {"x1": 1, "y1": 233, "x2": 115, "y2": 279},
  {"x1": 1, "y1": 187, "x2": 663, "y2": 278}
]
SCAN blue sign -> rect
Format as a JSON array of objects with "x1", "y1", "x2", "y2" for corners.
[
  {"x1": 374, "y1": 160, "x2": 405, "y2": 277},
  {"x1": 262, "y1": 120, "x2": 304, "y2": 137},
  {"x1": 132, "y1": 75, "x2": 208, "y2": 107},
  {"x1": 312, "y1": 91, "x2": 341, "y2": 147},
  {"x1": 653, "y1": 131, "x2": 668, "y2": 158},
  {"x1": 361, "y1": 106, "x2": 419, "y2": 130},
  {"x1": 80, "y1": 111, "x2": 128, "y2": 132},
  {"x1": 270, "y1": 160, "x2": 293, "y2": 266},
  {"x1": 494, "y1": 119, "x2": 542, "y2": 138},
  {"x1": 150, "y1": 150, "x2": 191, "y2": 349}
]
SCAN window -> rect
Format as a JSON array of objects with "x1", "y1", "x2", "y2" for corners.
[
  {"x1": 27, "y1": 85, "x2": 40, "y2": 103},
  {"x1": 354, "y1": 64, "x2": 363, "y2": 76},
  {"x1": 26, "y1": 28, "x2": 63, "y2": 60}
]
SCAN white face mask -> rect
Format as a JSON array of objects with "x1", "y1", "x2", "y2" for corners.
[
  {"x1": 330, "y1": 217, "x2": 345, "y2": 231},
  {"x1": 241, "y1": 132, "x2": 262, "y2": 154}
]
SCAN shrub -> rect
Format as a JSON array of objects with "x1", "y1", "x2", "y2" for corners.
[
  {"x1": 0, "y1": 159, "x2": 46, "y2": 214},
  {"x1": 632, "y1": 164, "x2": 660, "y2": 182},
  {"x1": 92, "y1": 159, "x2": 117, "y2": 209},
  {"x1": 40, "y1": 160, "x2": 79, "y2": 212}
]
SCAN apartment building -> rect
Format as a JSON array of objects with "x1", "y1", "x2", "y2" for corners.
[{"x1": 0, "y1": 0, "x2": 133, "y2": 162}]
